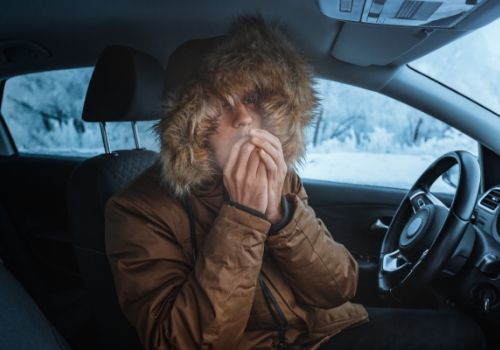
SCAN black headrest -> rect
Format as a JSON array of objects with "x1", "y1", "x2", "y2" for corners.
[
  {"x1": 162, "y1": 36, "x2": 224, "y2": 99},
  {"x1": 82, "y1": 45, "x2": 164, "y2": 122}
]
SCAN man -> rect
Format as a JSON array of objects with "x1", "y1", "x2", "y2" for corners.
[{"x1": 105, "y1": 14, "x2": 485, "y2": 350}]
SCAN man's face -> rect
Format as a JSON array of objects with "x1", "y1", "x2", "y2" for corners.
[{"x1": 208, "y1": 97, "x2": 262, "y2": 169}]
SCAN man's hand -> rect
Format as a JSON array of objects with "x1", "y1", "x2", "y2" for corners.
[
  {"x1": 223, "y1": 136, "x2": 269, "y2": 214},
  {"x1": 249, "y1": 129, "x2": 287, "y2": 224}
]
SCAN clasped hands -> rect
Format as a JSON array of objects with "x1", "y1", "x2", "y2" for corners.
[{"x1": 223, "y1": 129, "x2": 287, "y2": 224}]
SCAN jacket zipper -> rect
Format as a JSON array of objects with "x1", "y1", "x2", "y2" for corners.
[{"x1": 185, "y1": 194, "x2": 288, "y2": 348}]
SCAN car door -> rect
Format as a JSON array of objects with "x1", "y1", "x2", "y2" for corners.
[{"x1": 299, "y1": 79, "x2": 471, "y2": 304}]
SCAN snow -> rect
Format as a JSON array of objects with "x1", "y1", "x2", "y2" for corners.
[{"x1": 299, "y1": 151, "x2": 454, "y2": 193}]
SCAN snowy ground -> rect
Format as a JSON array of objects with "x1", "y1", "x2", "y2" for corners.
[{"x1": 298, "y1": 151, "x2": 454, "y2": 194}]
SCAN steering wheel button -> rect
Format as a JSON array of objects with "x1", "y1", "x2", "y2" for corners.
[{"x1": 417, "y1": 198, "x2": 425, "y2": 208}]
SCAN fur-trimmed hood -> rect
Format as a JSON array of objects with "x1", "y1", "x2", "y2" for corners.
[{"x1": 156, "y1": 14, "x2": 318, "y2": 197}]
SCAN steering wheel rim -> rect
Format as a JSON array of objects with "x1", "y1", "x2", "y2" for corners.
[{"x1": 378, "y1": 151, "x2": 480, "y2": 304}]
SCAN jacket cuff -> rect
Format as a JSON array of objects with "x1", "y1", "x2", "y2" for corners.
[
  {"x1": 268, "y1": 195, "x2": 295, "y2": 236},
  {"x1": 220, "y1": 204, "x2": 271, "y2": 234},
  {"x1": 225, "y1": 200, "x2": 267, "y2": 220}
]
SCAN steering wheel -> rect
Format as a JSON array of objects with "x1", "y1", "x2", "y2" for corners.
[{"x1": 378, "y1": 151, "x2": 480, "y2": 303}]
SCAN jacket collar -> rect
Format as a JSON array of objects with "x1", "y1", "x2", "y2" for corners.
[{"x1": 191, "y1": 175, "x2": 224, "y2": 198}]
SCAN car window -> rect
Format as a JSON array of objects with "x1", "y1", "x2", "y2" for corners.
[
  {"x1": 1, "y1": 68, "x2": 159, "y2": 157},
  {"x1": 299, "y1": 79, "x2": 478, "y2": 194}
]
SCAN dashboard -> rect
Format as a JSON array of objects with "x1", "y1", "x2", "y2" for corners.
[
  {"x1": 474, "y1": 187, "x2": 500, "y2": 243},
  {"x1": 449, "y1": 187, "x2": 500, "y2": 322}
]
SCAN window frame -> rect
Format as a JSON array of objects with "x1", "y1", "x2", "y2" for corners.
[{"x1": 0, "y1": 79, "x2": 18, "y2": 156}]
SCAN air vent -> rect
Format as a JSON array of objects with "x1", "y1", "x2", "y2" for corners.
[{"x1": 480, "y1": 189, "x2": 500, "y2": 211}]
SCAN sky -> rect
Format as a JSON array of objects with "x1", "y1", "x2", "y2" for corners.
[{"x1": 411, "y1": 17, "x2": 500, "y2": 114}]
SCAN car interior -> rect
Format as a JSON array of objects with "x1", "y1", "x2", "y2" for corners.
[{"x1": 1, "y1": 0, "x2": 500, "y2": 349}]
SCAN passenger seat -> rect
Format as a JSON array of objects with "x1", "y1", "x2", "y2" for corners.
[
  {"x1": 67, "y1": 45, "x2": 164, "y2": 349},
  {"x1": 0, "y1": 259, "x2": 71, "y2": 350}
]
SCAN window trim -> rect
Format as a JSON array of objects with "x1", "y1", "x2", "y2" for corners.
[{"x1": 0, "y1": 79, "x2": 17, "y2": 156}]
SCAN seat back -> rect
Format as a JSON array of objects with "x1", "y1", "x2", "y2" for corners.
[
  {"x1": 67, "y1": 45, "x2": 164, "y2": 349},
  {"x1": 0, "y1": 261, "x2": 71, "y2": 350}
]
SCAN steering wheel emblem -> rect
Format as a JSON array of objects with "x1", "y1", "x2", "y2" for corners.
[{"x1": 407, "y1": 217, "x2": 422, "y2": 238}]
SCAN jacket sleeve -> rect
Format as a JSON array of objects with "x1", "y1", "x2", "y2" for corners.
[
  {"x1": 105, "y1": 196, "x2": 271, "y2": 350},
  {"x1": 265, "y1": 174, "x2": 359, "y2": 309}
]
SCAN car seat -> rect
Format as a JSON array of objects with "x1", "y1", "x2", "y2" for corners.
[
  {"x1": 0, "y1": 259, "x2": 71, "y2": 350},
  {"x1": 67, "y1": 45, "x2": 164, "y2": 349}
]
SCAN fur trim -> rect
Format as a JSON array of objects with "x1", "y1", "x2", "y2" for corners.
[{"x1": 156, "y1": 14, "x2": 318, "y2": 197}]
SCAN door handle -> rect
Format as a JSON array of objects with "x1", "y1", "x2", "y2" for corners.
[{"x1": 371, "y1": 218, "x2": 389, "y2": 231}]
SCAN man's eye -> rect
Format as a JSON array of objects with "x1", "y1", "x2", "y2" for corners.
[{"x1": 243, "y1": 99, "x2": 254, "y2": 105}]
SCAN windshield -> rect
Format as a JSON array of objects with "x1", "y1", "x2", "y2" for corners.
[{"x1": 410, "y1": 18, "x2": 500, "y2": 115}]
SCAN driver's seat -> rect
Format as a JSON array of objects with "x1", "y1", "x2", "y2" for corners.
[{"x1": 67, "y1": 45, "x2": 164, "y2": 349}]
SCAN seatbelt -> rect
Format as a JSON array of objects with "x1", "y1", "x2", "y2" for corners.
[{"x1": 184, "y1": 193, "x2": 288, "y2": 348}]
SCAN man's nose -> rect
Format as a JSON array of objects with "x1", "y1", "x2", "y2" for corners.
[{"x1": 232, "y1": 102, "x2": 253, "y2": 128}]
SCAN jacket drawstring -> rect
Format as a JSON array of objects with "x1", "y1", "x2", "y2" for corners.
[
  {"x1": 258, "y1": 275, "x2": 288, "y2": 348},
  {"x1": 185, "y1": 194, "x2": 198, "y2": 264},
  {"x1": 185, "y1": 194, "x2": 288, "y2": 348}
]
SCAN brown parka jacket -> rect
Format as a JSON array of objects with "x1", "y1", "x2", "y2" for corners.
[
  {"x1": 105, "y1": 14, "x2": 367, "y2": 350},
  {"x1": 106, "y1": 165, "x2": 367, "y2": 350}
]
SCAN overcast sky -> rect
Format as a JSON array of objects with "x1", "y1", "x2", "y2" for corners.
[{"x1": 411, "y1": 17, "x2": 500, "y2": 114}]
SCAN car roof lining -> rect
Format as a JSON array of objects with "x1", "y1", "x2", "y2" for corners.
[
  {"x1": 1, "y1": 0, "x2": 499, "y2": 87},
  {"x1": 0, "y1": 1, "x2": 340, "y2": 79}
]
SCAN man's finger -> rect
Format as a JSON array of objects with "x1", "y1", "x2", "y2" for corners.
[
  {"x1": 249, "y1": 129, "x2": 285, "y2": 169},
  {"x1": 252, "y1": 138, "x2": 282, "y2": 164},
  {"x1": 234, "y1": 141, "x2": 256, "y2": 181},
  {"x1": 249, "y1": 128, "x2": 281, "y2": 152},
  {"x1": 246, "y1": 149, "x2": 261, "y2": 178},
  {"x1": 258, "y1": 149, "x2": 278, "y2": 177},
  {"x1": 223, "y1": 135, "x2": 250, "y2": 173},
  {"x1": 257, "y1": 160, "x2": 268, "y2": 183}
]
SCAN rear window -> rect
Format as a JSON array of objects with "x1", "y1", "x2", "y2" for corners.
[{"x1": 1, "y1": 68, "x2": 158, "y2": 157}]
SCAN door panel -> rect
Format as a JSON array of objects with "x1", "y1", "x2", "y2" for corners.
[
  {"x1": 303, "y1": 179, "x2": 454, "y2": 256},
  {"x1": 303, "y1": 178, "x2": 454, "y2": 305},
  {"x1": 303, "y1": 179, "x2": 406, "y2": 257}
]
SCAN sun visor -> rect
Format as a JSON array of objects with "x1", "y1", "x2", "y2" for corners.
[
  {"x1": 318, "y1": 0, "x2": 493, "y2": 29},
  {"x1": 331, "y1": 23, "x2": 434, "y2": 66}
]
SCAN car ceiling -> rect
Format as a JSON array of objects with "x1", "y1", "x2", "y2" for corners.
[{"x1": 1, "y1": 0, "x2": 500, "y2": 92}]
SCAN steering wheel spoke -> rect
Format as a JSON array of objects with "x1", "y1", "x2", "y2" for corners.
[
  {"x1": 424, "y1": 192, "x2": 448, "y2": 209},
  {"x1": 409, "y1": 190, "x2": 448, "y2": 214},
  {"x1": 382, "y1": 250, "x2": 408, "y2": 273}
]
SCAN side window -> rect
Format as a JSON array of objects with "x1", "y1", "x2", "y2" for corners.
[
  {"x1": 1, "y1": 68, "x2": 158, "y2": 157},
  {"x1": 299, "y1": 79, "x2": 478, "y2": 194}
]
